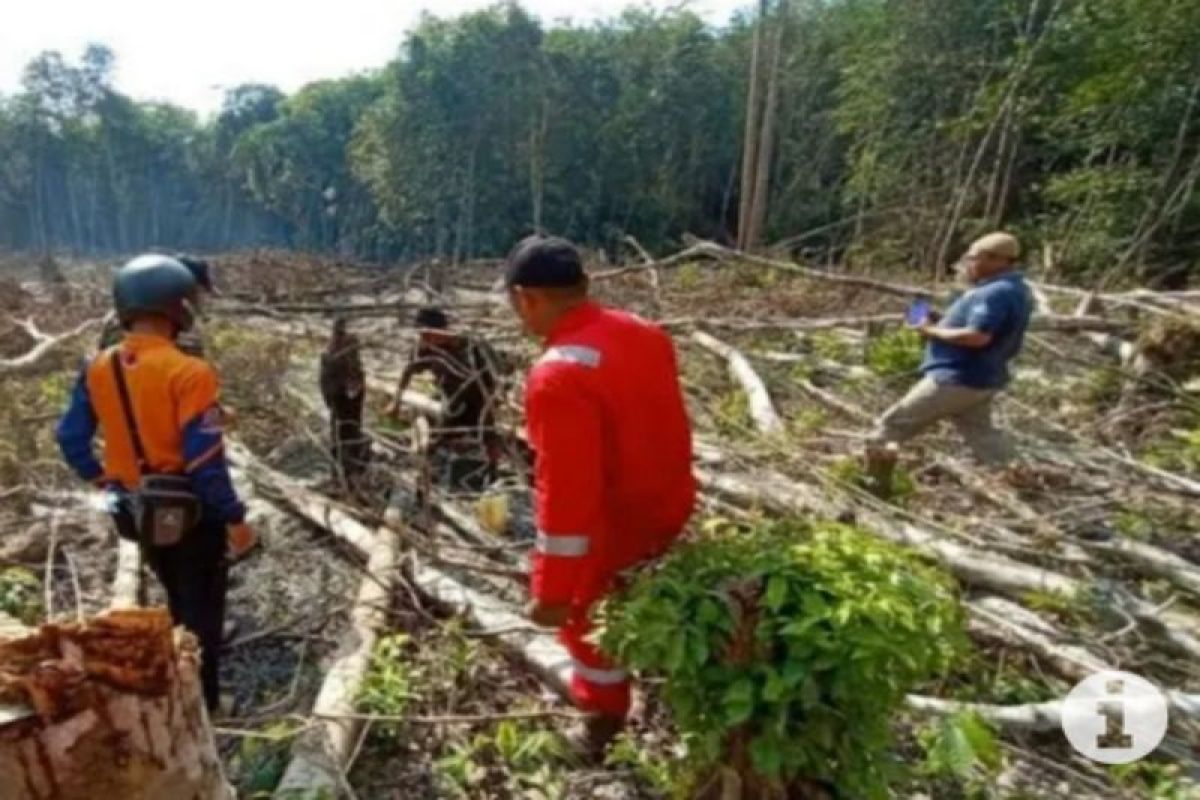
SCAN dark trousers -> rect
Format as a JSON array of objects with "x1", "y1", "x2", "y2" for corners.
[
  {"x1": 328, "y1": 393, "x2": 367, "y2": 481},
  {"x1": 141, "y1": 512, "x2": 229, "y2": 711}
]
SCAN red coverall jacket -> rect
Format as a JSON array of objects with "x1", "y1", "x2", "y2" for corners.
[{"x1": 526, "y1": 301, "x2": 696, "y2": 612}]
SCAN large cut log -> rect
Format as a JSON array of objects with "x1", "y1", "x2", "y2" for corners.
[
  {"x1": 0, "y1": 608, "x2": 231, "y2": 800},
  {"x1": 691, "y1": 331, "x2": 784, "y2": 436}
]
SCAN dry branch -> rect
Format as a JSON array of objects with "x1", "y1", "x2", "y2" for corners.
[
  {"x1": 0, "y1": 317, "x2": 102, "y2": 376},
  {"x1": 1080, "y1": 537, "x2": 1200, "y2": 600},
  {"x1": 691, "y1": 331, "x2": 784, "y2": 436}
]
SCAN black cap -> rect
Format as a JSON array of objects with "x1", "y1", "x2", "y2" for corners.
[
  {"x1": 504, "y1": 236, "x2": 585, "y2": 289},
  {"x1": 415, "y1": 306, "x2": 449, "y2": 330}
]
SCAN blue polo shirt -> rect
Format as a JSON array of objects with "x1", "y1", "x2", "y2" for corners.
[{"x1": 921, "y1": 271, "x2": 1033, "y2": 390}]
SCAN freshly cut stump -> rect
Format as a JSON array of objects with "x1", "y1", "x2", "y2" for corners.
[{"x1": 0, "y1": 608, "x2": 231, "y2": 800}]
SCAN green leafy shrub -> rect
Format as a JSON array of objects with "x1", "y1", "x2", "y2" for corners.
[
  {"x1": 1110, "y1": 761, "x2": 1199, "y2": 800},
  {"x1": 808, "y1": 331, "x2": 854, "y2": 364},
  {"x1": 866, "y1": 327, "x2": 924, "y2": 378},
  {"x1": 828, "y1": 455, "x2": 916, "y2": 504},
  {"x1": 1144, "y1": 421, "x2": 1200, "y2": 475},
  {"x1": 597, "y1": 519, "x2": 968, "y2": 799},
  {"x1": 919, "y1": 711, "x2": 1001, "y2": 783},
  {"x1": 0, "y1": 567, "x2": 41, "y2": 624},
  {"x1": 436, "y1": 720, "x2": 570, "y2": 799},
  {"x1": 232, "y1": 721, "x2": 305, "y2": 797},
  {"x1": 357, "y1": 633, "x2": 418, "y2": 741}
]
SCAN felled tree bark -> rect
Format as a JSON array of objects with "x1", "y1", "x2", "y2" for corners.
[{"x1": 0, "y1": 608, "x2": 231, "y2": 800}]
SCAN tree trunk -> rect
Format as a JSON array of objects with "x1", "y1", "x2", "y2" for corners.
[
  {"x1": 744, "y1": 0, "x2": 785, "y2": 252},
  {"x1": 737, "y1": 0, "x2": 768, "y2": 250},
  {"x1": 0, "y1": 608, "x2": 231, "y2": 800}
]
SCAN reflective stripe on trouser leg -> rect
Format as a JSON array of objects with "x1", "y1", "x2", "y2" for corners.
[
  {"x1": 559, "y1": 616, "x2": 631, "y2": 717},
  {"x1": 535, "y1": 531, "x2": 589, "y2": 557}
]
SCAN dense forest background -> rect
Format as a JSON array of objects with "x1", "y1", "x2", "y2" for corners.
[{"x1": 2, "y1": 0, "x2": 1198, "y2": 283}]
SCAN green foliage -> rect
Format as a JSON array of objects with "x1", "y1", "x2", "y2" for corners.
[
  {"x1": 357, "y1": 633, "x2": 418, "y2": 741},
  {"x1": 674, "y1": 262, "x2": 704, "y2": 291},
  {"x1": 37, "y1": 372, "x2": 72, "y2": 410},
  {"x1": 1110, "y1": 762, "x2": 1199, "y2": 800},
  {"x1": 865, "y1": 328, "x2": 924, "y2": 379},
  {"x1": 1143, "y1": 421, "x2": 1200, "y2": 475},
  {"x1": 1082, "y1": 367, "x2": 1125, "y2": 407},
  {"x1": 230, "y1": 721, "x2": 305, "y2": 797},
  {"x1": 713, "y1": 389, "x2": 752, "y2": 437},
  {"x1": 808, "y1": 331, "x2": 854, "y2": 364},
  {"x1": 606, "y1": 733, "x2": 680, "y2": 795},
  {"x1": 790, "y1": 407, "x2": 828, "y2": 437},
  {"x1": 828, "y1": 456, "x2": 916, "y2": 505},
  {"x1": 1022, "y1": 589, "x2": 1094, "y2": 627},
  {"x1": 435, "y1": 720, "x2": 570, "y2": 799},
  {"x1": 0, "y1": 567, "x2": 41, "y2": 624},
  {"x1": 919, "y1": 712, "x2": 1002, "y2": 783},
  {"x1": 597, "y1": 519, "x2": 968, "y2": 798}
]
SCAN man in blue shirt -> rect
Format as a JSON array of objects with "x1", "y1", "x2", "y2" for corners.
[{"x1": 867, "y1": 232, "x2": 1033, "y2": 485}]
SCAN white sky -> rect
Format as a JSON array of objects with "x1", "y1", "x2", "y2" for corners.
[{"x1": 0, "y1": 0, "x2": 746, "y2": 117}]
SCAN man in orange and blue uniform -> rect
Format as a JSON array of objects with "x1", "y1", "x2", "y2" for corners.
[
  {"x1": 504, "y1": 236, "x2": 696, "y2": 757},
  {"x1": 57, "y1": 254, "x2": 256, "y2": 711}
]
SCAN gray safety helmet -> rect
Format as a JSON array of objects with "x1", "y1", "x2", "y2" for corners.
[{"x1": 113, "y1": 254, "x2": 198, "y2": 331}]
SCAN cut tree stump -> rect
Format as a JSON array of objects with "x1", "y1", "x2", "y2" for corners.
[{"x1": 0, "y1": 608, "x2": 231, "y2": 800}]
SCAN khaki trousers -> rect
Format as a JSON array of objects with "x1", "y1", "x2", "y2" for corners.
[{"x1": 870, "y1": 376, "x2": 1014, "y2": 465}]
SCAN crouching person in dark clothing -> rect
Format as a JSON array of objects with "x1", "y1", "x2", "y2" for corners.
[
  {"x1": 319, "y1": 317, "x2": 369, "y2": 487},
  {"x1": 57, "y1": 254, "x2": 257, "y2": 712},
  {"x1": 387, "y1": 307, "x2": 505, "y2": 491}
]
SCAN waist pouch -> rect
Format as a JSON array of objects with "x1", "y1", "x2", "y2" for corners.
[
  {"x1": 133, "y1": 474, "x2": 201, "y2": 547},
  {"x1": 109, "y1": 349, "x2": 201, "y2": 548}
]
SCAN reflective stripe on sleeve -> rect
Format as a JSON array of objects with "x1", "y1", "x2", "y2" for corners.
[
  {"x1": 535, "y1": 531, "x2": 590, "y2": 557},
  {"x1": 540, "y1": 345, "x2": 602, "y2": 368},
  {"x1": 572, "y1": 661, "x2": 629, "y2": 685}
]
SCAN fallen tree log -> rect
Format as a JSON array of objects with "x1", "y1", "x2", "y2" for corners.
[
  {"x1": 0, "y1": 318, "x2": 102, "y2": 377},
  {"x1": 214, "y1": 298, "x2": 495, "y2": 318},
  {"x1": 409, "y1": 558, "x2": 571, "y2": 697},
  {"x1": 907, "y1": 691, "x2": 1200, "y2": 735},
  {"x1": 0, "y1": 608, "x2": 231, "y2": 800},
  {"x1": 967, "y1": 596, "x2": 1109, "y2": 682},
  {"x1": 589, "y1": 242, "x2": 719, "y2": 282},
  {"x1": 686, "y1": 240, "x2": 934, "y2": 300},
  {"x1": 691, "y1": 331, "x2": 784, "y2": 436},
  {"x1": 662, "y1": 313, "x2": 1127, "y2": 335},
  {"x1": 274, "y1": 513, "x2": 397, "y2": 797},
  {"x1": 1080, "y1": 536, "x2": 1200, "y2": 601},
  {"x1": 696, "y1": 468, "x2": 1200, "y2": 660}
]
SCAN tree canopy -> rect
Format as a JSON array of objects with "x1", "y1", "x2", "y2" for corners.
[{"x1": 1, "y1": 0, "x2": 1197, "y2": 281}]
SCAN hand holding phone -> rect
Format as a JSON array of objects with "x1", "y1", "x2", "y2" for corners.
[{"x1": 906, "y1": 300, "x2": 932, "y2": 327}]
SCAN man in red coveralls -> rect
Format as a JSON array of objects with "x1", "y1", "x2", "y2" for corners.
[{"x1": 504, "y1": 236, "x2": 696, "y2": 759}]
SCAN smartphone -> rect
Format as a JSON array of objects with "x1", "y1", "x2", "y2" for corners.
[{"x1": 906, "y1": 299, "x2": 932, "y2": 326}]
